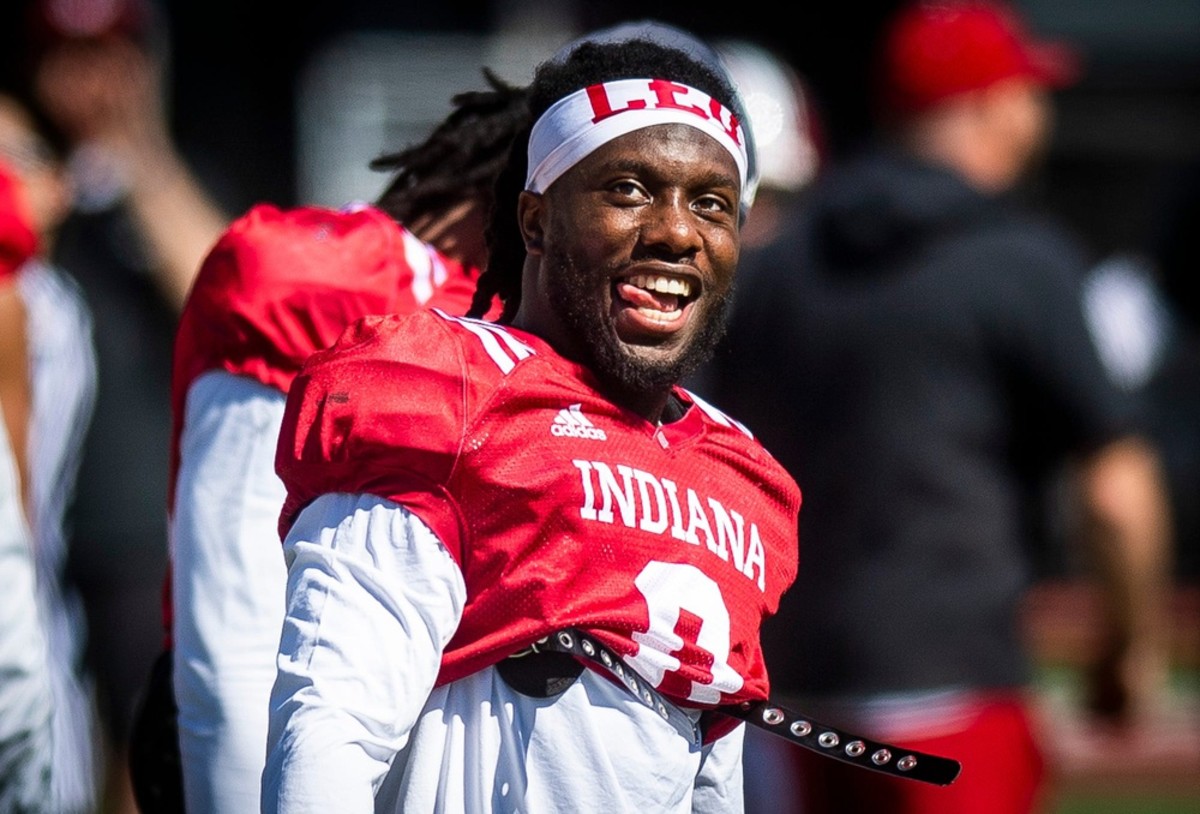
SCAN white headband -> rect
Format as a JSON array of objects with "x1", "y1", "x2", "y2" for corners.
[{"x1": 525, "y1": 78, "x2": 748, "y2": 195}]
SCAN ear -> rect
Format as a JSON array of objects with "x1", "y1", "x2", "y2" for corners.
[{"x1": 517, "y1": 190, "x2": 545, "y2": 254}]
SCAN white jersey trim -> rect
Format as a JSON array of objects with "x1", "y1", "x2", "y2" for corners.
[
  {"x1": 684, "y1": 389, "x2": 754, "y2": 439},
  {"x1": 432, "y1": 309, "x2": 535, "y2": 374}
]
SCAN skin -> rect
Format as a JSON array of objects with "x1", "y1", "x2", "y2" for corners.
[
  {"x1": 0, "y1": 282, "x2": 29, "y2": 517},
  {"x1": 0, "y1": 98, "x2": 74, "y2": 247},
  {"x1": 33, "y1": 37, "x2": 228, "y2": 310},
  {"x1": 1071, "y1": 436, "x2": 1173, "y2": 726},
  {"x1": 900, "y1": 77, "x2": 1053, "y2": 194},
  {"x1": 407, "y1": 196, "x2": 489, "y2": 272},
  {"x1": 513, "y1": 123, "x2": 741, "y2": 423}
]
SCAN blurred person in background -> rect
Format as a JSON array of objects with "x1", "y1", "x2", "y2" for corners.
[
  {"x1": 1086, "y1": 161, "x2": 1200, "y2": 589},
  {"x1": 155, "y1": 21, "x2": 757, "y2": 813},
  {"x1": 1142, "y1": 164, "x2": 1200, "y2": 586},
  {"x1": 15, "y1": 0, "x2": 231, "y2": 809},
  {"x1": 0, "y1": 424, "x2": 53, "y2": 814},
  {"x1": 701, "y1": 2, "x2": 1174, "y2": 812},
  {"x1": 713, "y1": 39, "x2": 824, "y2": 252},
  {"x1": 0, "y1": 90, "x2": 102, "y2": 814},
  {"x1": 144, "y1": 71, "x2": 524, "y2": 814},
  {"x1": 23, "y1": 0, "x2": 228, "y2": 309},
  {"x1": 0, "y1": 152, "x2": 55, "y2": 814}
]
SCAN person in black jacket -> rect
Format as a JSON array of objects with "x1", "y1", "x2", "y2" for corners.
[{"x1": 701, "y1": 3, "x2": 1174, "y2": 812}]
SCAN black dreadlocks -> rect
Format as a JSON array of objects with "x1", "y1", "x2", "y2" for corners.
[
  {"x1": 466, "y1": 39, "x2": 739, "y2": 324},
  {"x1": 371, "y1": 68, "x2": 529, "y2": 227}
]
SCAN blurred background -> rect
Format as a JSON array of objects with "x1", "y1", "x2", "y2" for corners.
[
  {"x1": 0, "y1": 1, "x2": 1196, "y2": 812},
  {"x1": 4, "y1": 0, "x2": 1197, "y2": 293}
]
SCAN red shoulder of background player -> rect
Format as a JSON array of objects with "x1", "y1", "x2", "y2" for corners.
[
  {"x1": 167, "y1": 203, "x2": 492, "y2": 510},
  {"x1": 0, "y1": 161, "x2": 38, "y2": 283}
]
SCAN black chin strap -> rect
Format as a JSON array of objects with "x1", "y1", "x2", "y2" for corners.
[
  {"x1": 528, "y1": 629, "x2": 962, "y2": 787},
  {"x1": 726, "y1": 700, "x2": 962, "y2": 786}
]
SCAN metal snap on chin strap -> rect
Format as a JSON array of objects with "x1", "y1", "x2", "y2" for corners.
[
  {"x1": 538, "y1": 629, "x2": 961, "y2": 787},
  {"x1": 726, "y1": 700, "x2": 962, "y2": 786}
]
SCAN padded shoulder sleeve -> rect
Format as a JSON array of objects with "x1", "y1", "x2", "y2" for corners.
[
  {"x1": 174, "y1": 203, "x2": 411, "y2": 397},
  {"x1": 275, "y1": 310, "x2": 472, "y2": 559}
]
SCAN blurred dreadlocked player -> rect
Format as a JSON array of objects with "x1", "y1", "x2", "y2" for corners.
[
  {"x1": 263, "y1": 35, "x2": 801, "y2": 813},
  {"x1": 161, "y1": 72, "x2": 525, "y2": 814}
]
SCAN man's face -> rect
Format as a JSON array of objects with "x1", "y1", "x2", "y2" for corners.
[{"x1": 520, "y1": 123, "x2": 741, "y2": 396}]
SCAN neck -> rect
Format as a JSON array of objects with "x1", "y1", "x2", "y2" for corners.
[{"x1": 609, "y1": 384, "x2": 675, "y2": 426}]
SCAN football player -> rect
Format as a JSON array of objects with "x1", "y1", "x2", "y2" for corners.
[{"x1": 263, "y1": 34, "x2": 800, "y2": 813}]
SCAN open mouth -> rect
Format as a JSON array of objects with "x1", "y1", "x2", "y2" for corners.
[{"x1": 613, "y1": 272, "x2": 700, "y2": 327}]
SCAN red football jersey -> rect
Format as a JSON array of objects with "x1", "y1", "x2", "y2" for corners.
[
  {"x1": 277, "y1": 308, "x2": 801, "y2": 721},
  {"x1": 169, "y1": 202, "x2": 490, "y2": 507},
  {"x1": 165, "y1": 203, "x2": 493, "y2": 642}
]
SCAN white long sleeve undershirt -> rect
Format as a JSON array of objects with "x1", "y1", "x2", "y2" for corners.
[
  {"x1": 172, "y1": 371, "x2": 290, "y2": 813},
  {"x1": 261, "y1": 492, "x2": 745, "y2": 814}
]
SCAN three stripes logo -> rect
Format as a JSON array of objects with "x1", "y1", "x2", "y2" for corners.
[{"x1": 551, "y1": 404, "x2": 607, "y2": 441}]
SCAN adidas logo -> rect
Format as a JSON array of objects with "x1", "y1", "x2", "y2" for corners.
[{"x1": 551, "y1": 404, "x2": 607, "y2": 441}]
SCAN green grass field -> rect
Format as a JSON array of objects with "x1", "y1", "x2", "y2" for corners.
[
  {"x1": 1054, "y1": 795, "x2": 1200, "y2": 814},
  {"x1": 1036, "y1": 662, "x2": 1200, "y2": 814}
]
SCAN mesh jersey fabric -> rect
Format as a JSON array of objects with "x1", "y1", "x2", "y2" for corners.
[{"x1": 276, "y1": 307, "x2": 801, "y2": 728}]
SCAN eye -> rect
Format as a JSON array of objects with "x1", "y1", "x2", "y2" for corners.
[
  {"x1": 693, "y1": 193, "x2": 735, "y2": 221},
  {"x1": 607, "y1": 178, "x2": 649, "y2": 204}
]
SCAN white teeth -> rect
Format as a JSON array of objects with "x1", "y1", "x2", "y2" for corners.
[
  {"x1": 627, "y1": 274, "x2": 692, "y2": 297},
  {"x1": 637, "y1": 306, "x2": 682, "y2": 322}
]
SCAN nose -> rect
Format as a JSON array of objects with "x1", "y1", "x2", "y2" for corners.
[{"x1": 638, "y1": 191, "x2": 701, "y2": 260}]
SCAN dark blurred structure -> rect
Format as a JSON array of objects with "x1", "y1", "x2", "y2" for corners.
[{"x1": 699, "y1": 2, "x2": 1187, "y2": 812}]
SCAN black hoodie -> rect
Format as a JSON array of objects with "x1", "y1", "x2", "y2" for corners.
[{"x1": 706, "y1": 146, "x2": 1137, "y2": 696}]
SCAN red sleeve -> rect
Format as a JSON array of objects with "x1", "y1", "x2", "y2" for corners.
[
  {"x1": 0, "y1": 162, "x2": 38, "y2": 282},
  {"x1": 275, "y1": 310, "x2": 473, "y2": 560}
]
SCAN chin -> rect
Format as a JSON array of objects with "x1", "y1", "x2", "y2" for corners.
[{"x1": 596, "y1": 339, "x2": 703, "y2": 395}]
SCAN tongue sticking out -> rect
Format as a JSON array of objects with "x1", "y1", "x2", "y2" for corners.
[{"x1": 616, "y1": 280, "x2": 681, "y2": 313}]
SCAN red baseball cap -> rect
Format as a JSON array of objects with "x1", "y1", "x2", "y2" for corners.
[{"x1": 876, "y1": 0, "x2": 1081, "y2": 117}]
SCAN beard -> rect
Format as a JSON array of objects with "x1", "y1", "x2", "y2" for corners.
[{"x1": 542, "y1": 243, "x2": 732, "y2": 396}]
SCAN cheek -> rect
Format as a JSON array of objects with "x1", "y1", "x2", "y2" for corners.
[
  {"x1": 560, "y1": 208, "x2": 635, "y2": 260},
  {"x1": 707, "y1": 231, "x2": 740, "y2": 290}
]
